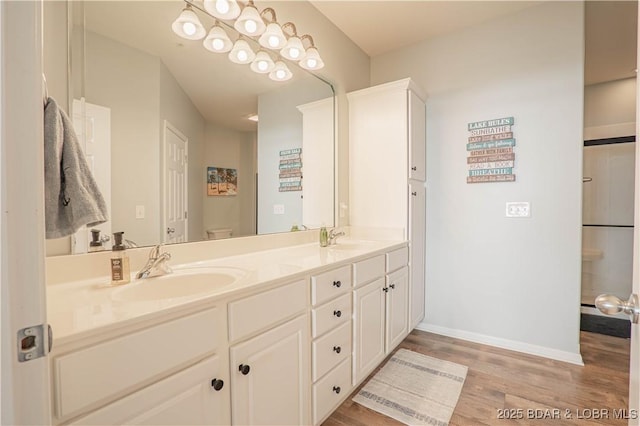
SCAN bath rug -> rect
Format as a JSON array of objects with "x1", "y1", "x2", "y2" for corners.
[{"x1": 353, "y1": 349, "x2": 467, "y2": 426}]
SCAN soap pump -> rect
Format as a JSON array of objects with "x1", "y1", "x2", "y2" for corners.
[
  {"x1": 89, "y1": 229, "x2": 104, "y2": 252},
  {"x1": 319, "y1": 226, "x2": 328, "y2": 247},
  {"x1": 110, "y1": 231, "x2": 131, "y2": 285}
]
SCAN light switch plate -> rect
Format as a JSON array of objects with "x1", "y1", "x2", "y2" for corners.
[
  {"x1": 506, "y1": 202, "x2": 530, "y2": 218},
  {"x1": 135, "y1": 205, "x2": 145, "y2": 219},
  {"x1": 273, "y1": 204, "x2": 285, "y2": 215}
]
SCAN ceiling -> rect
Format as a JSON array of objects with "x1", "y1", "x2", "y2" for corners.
[{"x1": 311, "y1": 0, "x2": 638, "y2": 85}]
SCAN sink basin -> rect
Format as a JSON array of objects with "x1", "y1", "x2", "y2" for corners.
[{"x1": 112, "y1": 267, "x2": 245, "y2": 302}]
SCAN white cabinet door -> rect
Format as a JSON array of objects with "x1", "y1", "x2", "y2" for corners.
[
  {"x1": 409, "y1": 183, "x2": 426, "y2": 329},
  {"x1": 72, "y1": 355, "x2": 230, "y2": 425},
  {"x1": 353, "y1": 278, "x2": 386, "y2": 384},
  {"x1": 386, "y1": 267, "x2": 409, "y2": 353},
  {"x1": 408, "y1": 90, "x2": 426, "y2": 182},
  {"x1": 230, "y1": 315, "x2": 310, "y2": 425}
]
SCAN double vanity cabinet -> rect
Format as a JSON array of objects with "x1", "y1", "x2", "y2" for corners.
[{"x1": 48, "y1": 242, "x2": 415, "y2": 425}]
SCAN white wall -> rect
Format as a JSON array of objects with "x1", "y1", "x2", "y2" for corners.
[
  {"x1": 257, "y1": 79, "x2": 332, "y2": 234},
  {"x1": 585, "y1": 77, "x2": 636, "y2": 139},
  {"x1": 85, "y1": 31, "x2": 161, "y2": 247},
  {"x1": 371, "y1": 2, "x2": 585, "y2": 361},
  {"x1": 159, "y1": 64, "x2": 207, "y2": 242},
  {"x1": 203, "y1": 123, "x2": 256, "y2": 238}
]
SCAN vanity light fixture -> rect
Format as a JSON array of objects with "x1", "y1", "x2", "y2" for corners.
[
  {"x1": 250, "y1": 50, "x2": 276, "y2": 73},
  {"x1": 280, "y1": 22, "x2": 306, "y2": 61},
  {"x1": 299, "y1": 35, "x2": 324, "y2": 70},
  {"x1": 228, "y1": 38, "x2": 255, "y2": 64},
  {"x1": 258, "y1": 8, "x2": 287, "y2": 50},
  {"x1": 203, "y1": 23, "x2": 233, "y2": 53},
  {"x1": 234, "y1": 1, "x2": 266, "y2": 37},
  {"x1": 269, "y1": 61, "x2": 292, "y2": 82},
  {"x1": 172, "y1": 4, "x2": 206, "y2": 40},
  {"x1": 203, "y1": 0, "x2": 240, "y2": 20},
  {"x1": 173, "y1": 1, "x2": 325, "y2": 82}
]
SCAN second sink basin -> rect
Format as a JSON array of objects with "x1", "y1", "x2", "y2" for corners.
[{"x1": 112, "y1": 267, "x2": 245, "y2": 302}]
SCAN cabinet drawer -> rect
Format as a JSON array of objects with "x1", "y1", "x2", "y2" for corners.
[
  {"x1": 312, "y1": 357, "x2": 352, "y2": 425},
  {"x1": 312, "y1": 293, "x2": 351, "y2": 338},
  {"x1": 311, "y1": 265, "x2": 351, "y2": 306},
  {"x1": 228, "y1": 279, "x2": 307, "y2": 342},
  {"x1": 71, "y1": 355, "x2": 230, "y2": 425},
  {"x1": 54, "y1": 308, "x2": 223, "y2": 420},
  {"x1": 386, "y1": 246, "x2": 408, "y2": 273},
  {"x1": 312, "y1": 321, "x2": 351, "y2": 382},
  {"x1": 353, "y1": 255, "x2": 385, "y2": 287}
]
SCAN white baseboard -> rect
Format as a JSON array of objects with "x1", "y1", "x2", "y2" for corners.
[{"x1": 415, "y1": 322, "x2": 584, "y2": 366}]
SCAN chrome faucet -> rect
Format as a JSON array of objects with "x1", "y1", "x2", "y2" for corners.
[
  {"x1": 328, "y1": 228, "x2": 346, "y2": 245},
  {"x1": 135, "y1": 245, "x2": 172, "y2": 279}
]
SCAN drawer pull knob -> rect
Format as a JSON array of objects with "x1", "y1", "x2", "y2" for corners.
[
  {"x1": 333, "y1": 310, "x2": 342, "y2": 318},
  {"x1": 389, "y1": 284, "x2": 395, "y2": 289},
  {"x1": 383, "y1": 287, "x2": 389, "y2": 293},
  {"x1": 211, "y1": 378, "x2": 224, "y2": 391},
  {"x1": 411, "y1": 191, "x2": 417, "y2": 196},
  {"x1": 411, "y1": 166, "x2": 417, "y2": 171},
  {"x1": 333, "y1": 280, "x2": 341, "y2": 288},
  {"x1": 238, "y1": 364, "x2": 251, "y2": 375},
  {"x1": 333, "y1": 386, "x2": 341, "y2": 394},
  {"x1": 333, "y1": 346, "x2": 341, "y2": 354}
]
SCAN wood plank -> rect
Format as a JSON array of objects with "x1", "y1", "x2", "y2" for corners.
[{"x1": 323, "y1": 330, "x2": 630, "y2": 425}]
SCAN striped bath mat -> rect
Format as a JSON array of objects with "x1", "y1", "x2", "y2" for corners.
[{"x1": 353, "y1": 349, "x2": 467, "y2": 426}]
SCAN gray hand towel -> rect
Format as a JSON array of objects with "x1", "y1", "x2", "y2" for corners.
[{"x1": 44, "y1": 97, "x2": 109, "y2": 239}]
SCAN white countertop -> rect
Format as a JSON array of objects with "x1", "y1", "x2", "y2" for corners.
[{"x1": 47, "y1": 238, "x2": 406, "y2": 347}]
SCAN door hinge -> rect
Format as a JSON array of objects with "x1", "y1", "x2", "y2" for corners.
[
  {"x1": 184, "y1": 211, "x2": 188, "y2": 219},
  {"x1": 17, "y1": 324, "x2": 52, "y2": 362}
]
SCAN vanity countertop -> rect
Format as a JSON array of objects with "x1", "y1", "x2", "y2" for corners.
[{"x1": 47, "y1": 238, "x2": 406, "y2": 347}]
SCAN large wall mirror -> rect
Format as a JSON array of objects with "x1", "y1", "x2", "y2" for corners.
[{"x1": 44, "y1": 0, "x2": 335, "y2": 256}]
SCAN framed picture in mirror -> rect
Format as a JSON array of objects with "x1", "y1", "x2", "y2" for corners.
[{"x1": 207, "y1": 167, "x2": 238, "y2": 196}]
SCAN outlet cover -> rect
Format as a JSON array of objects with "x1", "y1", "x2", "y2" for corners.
[
  {"x1": 273, "y1": 204, "x2": 285, "y2": 215},
  {"x1": 506, "y1": 202, "x2": 530, "y2": 218}
]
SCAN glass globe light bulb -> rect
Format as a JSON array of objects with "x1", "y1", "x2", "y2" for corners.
[
  {"x1": 212, "y1": 38, "x2": 225, "y2": 51},
  {"x1": 183, "y1": 22, "x2": 197, "y2": 36},
  {"x1": 237, "y1": 50, "x2": 248, "y2": 62},
  {"x1": 289, "y1": 48, "x2": 300, "y2": 59},
  {"x1": 268, "y1": 35, "x2": 280, "y2": 48},
  {"x1": 216, "y1": 0, "x2": 230, "y2": 14},
  {"x1": 307, "y1": 58, "x2": 317, "y2": 68},
  {"x1": 244, "y1": 19, "x2": 257, "y2": 34},
  {"x1": 276, "y1": 69, "x2": 286, "y2": 79},
  {"x1": 258, "y1": 60, "x2": 268, "y2": 71}
]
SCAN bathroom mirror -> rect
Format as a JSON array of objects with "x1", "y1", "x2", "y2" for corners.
[{"x1": 44, "y1": 0, "x2": 335, "y2": 255}]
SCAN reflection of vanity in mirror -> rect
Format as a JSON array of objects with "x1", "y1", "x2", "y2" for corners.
[{"x1": 44, "y1": 0, "x2": 335, "y2": 256}]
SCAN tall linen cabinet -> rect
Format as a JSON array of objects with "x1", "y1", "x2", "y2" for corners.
[{"x1": 348, "y1": 78, "x2": 426, "y2": 330}]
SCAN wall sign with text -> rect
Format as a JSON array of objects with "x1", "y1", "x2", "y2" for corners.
[
  {"x1": 466, "y1": 116, "x2": 516, "y2": 184},
  {"x1": 279, "y1": 148, "x2": 302, "y2": 192}
]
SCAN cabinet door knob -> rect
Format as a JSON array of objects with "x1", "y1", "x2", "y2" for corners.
[
  {"x1": 383, "y1": 287, "x2": 389, "y2": 293},
  {"x1": 211, "y1": 378, "x2": 224, "y2": 391},
  {"x1": 333, "y1": 280, "x2": 341, "y2": 288},
  {"x1": 333, "y1": 346, "x2": 341, "y2": 354},
  {"x1": 411, "y1": 191, "x2": 417, "y2": 196},
  {"x1": 238, "y1": 364, "x2": 251, "y2": 375},
  {"x1": 411, "y1": 166, "x2": 417, "y2": 171},
  {"x1": 333, "y1": 386, "x2": 341, "y2": 394},
  {"x1": 333, "y1": 310, "x2": 342, "y2": 318},
  {"x1": 389, "y1": 283, "x2": 395, "y2": 289}
]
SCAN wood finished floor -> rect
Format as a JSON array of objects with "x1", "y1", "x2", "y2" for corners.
[{"x1": 323, "y1": 330, "x2": 631, "y2": 426}]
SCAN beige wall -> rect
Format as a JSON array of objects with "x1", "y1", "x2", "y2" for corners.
[
  {"x1": 584, "y1": 77, "x2": 636, "y2": 138},
  {"x1": 371, "y1": 1, "x2": 585, "y2": 359}
]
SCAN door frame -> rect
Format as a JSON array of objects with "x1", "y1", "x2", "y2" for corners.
[
  {"x1": 1, "y1": 1, "x2": 52, "y2": 424},
  {"x1": 161, "y1": 120, "x2": 189, "y2": 244}
]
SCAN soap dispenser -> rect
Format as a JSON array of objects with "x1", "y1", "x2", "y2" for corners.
[
  {"x1": 89, "y1": 229, "x2": 104, "y2": 252},
  {"x1": 319, "y1": 226, "x2": 328, "y2": 247},
  {"x1": 111, "y1": 231, "x2": 130, "y2": 285}
]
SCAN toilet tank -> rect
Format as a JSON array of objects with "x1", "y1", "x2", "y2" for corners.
[{"x1": 207, "y1": 228, "x2": 233, "y2": 240}]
